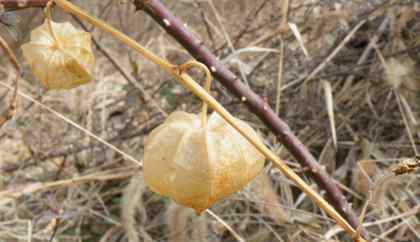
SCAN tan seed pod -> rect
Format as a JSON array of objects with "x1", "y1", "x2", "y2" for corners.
[
  {"x1": 144, "y1": 111, "x2": 265, "y2": 213},
  {"x1": 21, "y1": 20, "x2": 95, "y2": 90}
]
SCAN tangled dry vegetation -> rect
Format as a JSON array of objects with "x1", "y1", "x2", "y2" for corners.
[{"x1": 1, "y1": 0, "x2": 420, "y2": 241}]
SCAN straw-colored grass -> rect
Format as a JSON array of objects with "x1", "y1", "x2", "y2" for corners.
[{"x1": 1, "y1": 0, "x2": 420, "y2": 241}]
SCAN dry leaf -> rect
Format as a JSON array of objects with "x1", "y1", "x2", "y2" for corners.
[{"x1": 352, "y1": 139, "x2": 379, "y2": 195}]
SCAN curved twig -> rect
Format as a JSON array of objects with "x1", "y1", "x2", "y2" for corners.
[{"x1": 178, "y1": 60, "x2": 213, "y2": 126}]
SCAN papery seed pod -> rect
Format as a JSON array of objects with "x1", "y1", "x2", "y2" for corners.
[
  {"x1": 21, "y1": 20, "x2": 95, "y2": 90},
  {"x1": 144, "y1": 111, "x2": 265, "y2": 213}
]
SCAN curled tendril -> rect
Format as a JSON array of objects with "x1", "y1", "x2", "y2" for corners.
[{"x1": 177, "y1": 60, "x2": 213, "y2": 127}]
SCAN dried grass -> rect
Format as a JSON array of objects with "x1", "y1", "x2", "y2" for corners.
[{"x1": 1, "y1": 0, "x2": 420, "y2": 241}]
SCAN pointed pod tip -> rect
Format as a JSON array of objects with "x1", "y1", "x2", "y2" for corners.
[{"x1": 194, "y1": 208, "x2": 206, "y2": 216}]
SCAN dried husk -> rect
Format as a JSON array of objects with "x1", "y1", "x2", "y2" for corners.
[
  {"x1": 21, "y1": 20, "x2": 95, "y2": 90},
  {"x1": 144, "y1": 111, "x2": 265, "y2": 213}
]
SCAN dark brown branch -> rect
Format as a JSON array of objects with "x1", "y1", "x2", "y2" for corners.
[
  {"x1": 133, "y1": 0, "x2": 362, "y2": 233},
  {"x1": 0, "y1": 0, "x2": 47, "y2": 10}
]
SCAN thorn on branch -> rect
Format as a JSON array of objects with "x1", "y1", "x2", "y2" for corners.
[{"x1": 133, "y1": 0, "x2": 152, "y2": 11}]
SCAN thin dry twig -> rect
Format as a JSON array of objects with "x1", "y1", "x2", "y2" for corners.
[
  {"x1": 0, "y1": 33, "x2": 20, "y2": 128},
  {"x1": 0, "y1": 169, "x2": 135, "y2": 203},
  {"x1": 275, "y1": 0, "x2": 289, "y2": 114},
  {"x1": 322, "y1": 80, "x2": 337, "y2": 150},
  {"x1": 301, "y1": 20, "x2": 367, "y2": 86},
  {"x1": 206, "y1": 209, "x2": 245, "y2": 242},
  {"x1": 0, "y1": 81, "x2": 143, "y2": 166},
  {"x1": 374, "y1": 44, "x2": 419, "y2": 155},
  {"x1": 71, "y1": 16, "x2": 168, "y2": 118}
]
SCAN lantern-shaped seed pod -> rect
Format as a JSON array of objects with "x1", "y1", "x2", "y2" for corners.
[
  {"x1": 144, "y1": 111, "x2": 265, "y2": 213},
  {"x1": 21, "y1": 20, "x2": 95, "y2": 90}
]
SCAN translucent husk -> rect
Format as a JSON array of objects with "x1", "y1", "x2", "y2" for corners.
[
  {"x1": 21, "y1": 4, "x2": 95, "y2": 90},
  {"x1": 144, "y1": 61, "x2": 265, "y2": 213}
]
